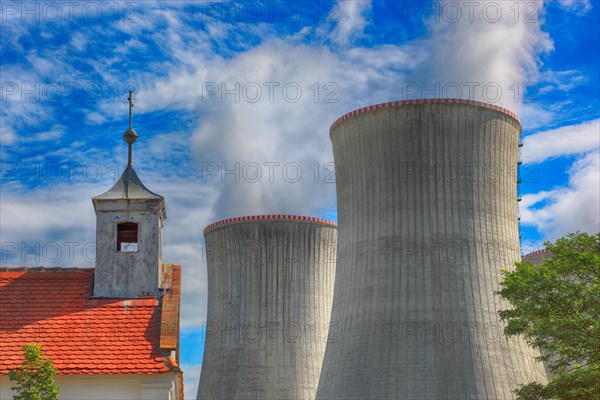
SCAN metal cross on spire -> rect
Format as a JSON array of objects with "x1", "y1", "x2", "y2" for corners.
[
  {"x1": 123, "y1": 90, "x2": 139, "y2": 166},
  {"x1": 128, "y1": 91, "x2": 133, "y2": 129}
]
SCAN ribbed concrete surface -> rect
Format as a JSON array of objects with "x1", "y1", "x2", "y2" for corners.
[
  {"x1": 317, "y1": 101, "x2": 548, "y2": 400},
  {"x1": 197, "y1": 216, "x2": 337, "y2": 400}
]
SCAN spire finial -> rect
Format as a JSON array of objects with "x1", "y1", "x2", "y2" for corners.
[{"x1": 123, "y1": 90, "x2": 139, "y2": 166}]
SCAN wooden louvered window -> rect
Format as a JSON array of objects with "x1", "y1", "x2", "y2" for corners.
[{"x1": 117, "y1": 222, "x2": 138, "y2": 252}]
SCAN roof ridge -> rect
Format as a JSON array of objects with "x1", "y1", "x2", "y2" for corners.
[
  {"x1": 329, "y1": 98, "x2": 521, "y2": 133},
  {"x1": 0, "y1": 266, "x2": 94, "y2": 272},
  {"x1": 204, "y1": 214, "x2": 337, "y2": 235},
  {"x1": 522, "y1": 248, "x2": 550, "y2": 258},
  {"x1": 86, "y1": 297, "x2": 159, "y2": 307}
]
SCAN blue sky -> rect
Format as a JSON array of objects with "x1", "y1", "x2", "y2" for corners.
[{"x1": 1, "y1": 0, "x2": 599, "y2": 397}]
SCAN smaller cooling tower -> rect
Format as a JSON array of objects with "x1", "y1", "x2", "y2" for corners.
[
  {"x1": 197, "y1": 215, "x2": 337, "y2": 400},
  {"x1": 522, "y1": 249, "x2": 552, "y2": 266}
]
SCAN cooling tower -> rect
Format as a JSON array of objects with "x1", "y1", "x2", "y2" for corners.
[
  {"x1": 316, "y1": 99, "x2": 548, "y2": 400},
  {"x1": 522, "y1": 248, "x2": 552, "y2": 266},
  {"x1": 197, "y1": 215, "x2": 337, "y2": 400}
]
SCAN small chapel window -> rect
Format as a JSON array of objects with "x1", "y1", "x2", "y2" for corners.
[{"x1": 117, "y1": 222, "x2": 138, "y2": 252}]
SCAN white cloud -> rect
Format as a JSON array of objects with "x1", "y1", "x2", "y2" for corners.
[
  {"x1": 86, "y1": 111, "x2": 107, "y2": 125},
  {"x1": 24, "y1": 125, "x2": 65, "y2": 142},
  {"x1": 519, "y1": 102, "x2": 557, "y2": 131},
  {"x1": 0, "y1": 182, "x2": 98, "y2": 267},
  {"x1": 70, "y1": 32, "x2": 87, "y2": 52},
  {"x1": 521, "y1": 150, "x2": 600, "y2": 240},
  {"x1": 181, "y1": 38, "x2": 422, "y2": 221},
  {"x1": 1, "y1": 124, "x2": 17, "y2": 146},
  {"x1": 538, "y1": 69, "x2": 587, "y2": 93},
  {"x1": 0, "y1": 66, "x2": 57, "y2": 148},
  {"x1": 522, "y1": 119, "x2": 600, "y2": 163},
  {"x1": 188, "y1": 42, "x2": 342, "y2": 220},
  {"x1": 330, "y1": 0, "x2": 372, "y2": 45},
  {"x1": 406, "y1": 0, "x2": 553, "y2": 111},
  {"x1": 558, "y1": 0, "x2": 593, "y2": 14}
]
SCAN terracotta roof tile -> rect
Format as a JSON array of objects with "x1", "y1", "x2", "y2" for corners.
[{"x1": 0, "y1": 266, "x2": 181, "y2": 376}]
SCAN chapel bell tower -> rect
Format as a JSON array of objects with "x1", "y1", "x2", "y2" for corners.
[{"x1": 92, "y1": 91, "x2": 166, "y2": 298}]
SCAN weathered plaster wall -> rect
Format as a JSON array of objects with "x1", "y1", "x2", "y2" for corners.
[
  {"x1": 0, "y1": 372, "x2": 180, "y2": 400},
  {"x1": 94, "y1": 210, "x2": 162, "y2": 298}
]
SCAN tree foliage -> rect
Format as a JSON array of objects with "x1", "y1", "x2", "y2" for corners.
[
  {"x1": 8, "y1": 344, "x2": 61, "y2": 400},
  {"x1": 497, "y1": 232, "x2": 600, "y2": 400}
]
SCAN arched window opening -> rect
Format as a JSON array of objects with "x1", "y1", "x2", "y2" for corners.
[{"x1": 117, "y1": 222, "x2": 138, "y2": 252}]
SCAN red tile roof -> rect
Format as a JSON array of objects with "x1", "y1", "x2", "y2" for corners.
[{"x1": 0, "y1": 265, "x2": 182, "y2": 376}]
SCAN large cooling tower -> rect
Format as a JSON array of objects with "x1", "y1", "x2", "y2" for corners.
[
  {"x1": 197, "y1": 215, "x2": 337, "y2": 400},
  {"x1": 317, "y1": 99, "x2": 548, "y2": 399}
]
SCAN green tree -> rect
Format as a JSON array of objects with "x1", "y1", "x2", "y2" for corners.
[
  {"x1": 8, "y1": 344, "x2": 61, "y2": 400},
  {"x1": 497, "y1": 232, "x2": 600, "y2": 400}
]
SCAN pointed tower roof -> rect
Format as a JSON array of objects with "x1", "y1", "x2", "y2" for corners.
[
  {"x1": 92, "y1": 91, "x2": 166, "y2": 217},
  {"x1": 93, "y1": 164, "x2": 163, "y2": 200}
]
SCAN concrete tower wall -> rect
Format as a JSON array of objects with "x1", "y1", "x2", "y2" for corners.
[
  {"x1": 317, "y1": 99, "x2": 548, "y2": 400},
  {"x1": 197, "y1": 215, "x2": 337, "y2": 400}
]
